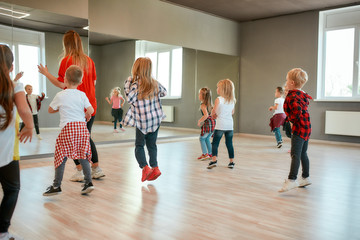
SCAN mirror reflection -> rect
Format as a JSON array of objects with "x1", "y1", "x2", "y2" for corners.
[{"x1": 1, "y1": 2, "x2": 239, "y2": 158}]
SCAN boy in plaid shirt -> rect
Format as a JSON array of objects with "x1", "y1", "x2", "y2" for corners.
[
  {"x1": 43, "y1": 65, "x2": 95, "y2": 196},
  {"x1": 279, "y1": 68, "x2": 312, "y2": 192}
]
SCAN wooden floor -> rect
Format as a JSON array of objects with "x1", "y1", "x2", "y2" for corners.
[{"x1": 3, "y1": 130, "x2": 360, "y2": 240}]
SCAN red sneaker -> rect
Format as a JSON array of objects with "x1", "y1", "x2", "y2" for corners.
[
  {"x1": 141, "y1": 165, "x2": 152, "y2": 182},
  {"x1": 147, "y1": 167, "x2": 161, "y2": 181}
]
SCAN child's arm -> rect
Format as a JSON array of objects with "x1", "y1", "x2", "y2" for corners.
[
  {"x1": 85, "y1": 106, "x2": 94, "y2": 122},
  {"x1": 15, "y1": 91, "x2": 34, "y2": 143},
  {"x1": 197, "y1": 104, "x2": 209, "y2": 127},
  {"x1": 120, "y1": 96, "x2": 125, "y2": 108},
  {"x1": 211, "y1": 98, "x2": 219, "y2": 119},
  {"x1": 269, "y1": 103, "x2": 279, "y2": 111},
  {"x1": 38, "y1": 64, "x2": 66, "y2": 89},
  {"x1": 38, "y1": 92, "x2": 45, "y2": 101},
  {"x1": 124, "y1": 77, "x2": 138, "y2": 104},
  {"x1": 105, "y1": 97, "x2": 112, "y2": 105},
  {"x1": 13, "y1": 71, "x2": 24, "y2": 82},
  {"x1": 48, "y1": 107, "x2": 59, "y2": 113}
]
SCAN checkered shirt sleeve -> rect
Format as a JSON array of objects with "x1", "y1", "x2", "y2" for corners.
[
  {"x1": 122, "y1": 77, "x2": 167, "y2": 134},
  {"x1": 54, "y1": 121, "x2": 92, "y2": 168}
]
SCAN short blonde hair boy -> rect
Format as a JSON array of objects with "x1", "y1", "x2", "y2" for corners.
[
  {"x1": 65, "y1": 65, "x2": 83, "y2": 85},
  {"x1": 287, "y1": 68, "x2": 308, "y2": 88}
]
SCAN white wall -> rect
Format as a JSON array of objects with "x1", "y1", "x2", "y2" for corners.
[{"x1": 88, "y1": 0, "x2": 240, "y2": 56}]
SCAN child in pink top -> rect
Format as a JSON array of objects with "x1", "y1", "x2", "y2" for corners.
[{"x1": 105, "y1": 87, "x2": 125, "y2": 133}]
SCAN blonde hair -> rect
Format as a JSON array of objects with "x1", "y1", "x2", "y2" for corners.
[
  {"x1": 62, "y1": 30, "x2": 88, "y2": 70},
  {"x1": 131, "y1": 57, "x2": 158, "y2": 100},
  {"x1": 287, "y1": 68, "x2": 308, "y2": 88},
  {"x1": 110, "y1": 87, "x2": 122, "y2": 98},
  {"x1": 65, "y1": 65, "x2": 83, "y2": 85},
  {"x1": 217, "y1": 79, "x2": 236, "y2": 104},
  {"x1": 24, "y1": 84, "x2": 32, "y2": 90},
  {"x1": 199, "y1": 87, "x2": 213, "y2": 113}
]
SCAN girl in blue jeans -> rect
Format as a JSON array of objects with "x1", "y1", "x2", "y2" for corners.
[
  {"x1": 207, "y1": 79, "x2": 236, "y2": 169},
  {"x1": 197, "y1": 87, "x2": 215, "y2": 160}
]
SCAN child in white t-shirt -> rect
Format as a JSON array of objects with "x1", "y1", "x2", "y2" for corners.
[
  {"x1": 43, "y1": 65, "x2": 95, "y2": 196},
  {"x1": 269, "y1": 87, "x2": 286, "y2": 148}
]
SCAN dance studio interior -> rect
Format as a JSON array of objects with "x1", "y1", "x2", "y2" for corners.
[{"x1": 1, "y1": 0, "x2": 360, "y2": 239}]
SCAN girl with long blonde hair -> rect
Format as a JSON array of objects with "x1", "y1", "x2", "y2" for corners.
[
  {"x1": 123, "y1": 57, "x2": 167, "y2": 182},
  {"x1": 207, "y1": 79, "x2": 236, "y2": 169}
]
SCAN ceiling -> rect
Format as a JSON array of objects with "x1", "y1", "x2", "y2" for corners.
[
  {"x1": 162, "y1": 0, "x2": 360, "y2": 22},
  {"x1": 1, "y1": 1, "x2": 360, "y2": 46}
]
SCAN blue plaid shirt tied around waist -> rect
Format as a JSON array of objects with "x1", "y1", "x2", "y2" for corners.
[{"x1": 122, "y1": 77, "x2": 167, "y2": 134}]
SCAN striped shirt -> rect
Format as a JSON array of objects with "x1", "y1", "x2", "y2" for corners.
[{"x1": 122, "y1": 77, "x2": 167, "y2": 134}]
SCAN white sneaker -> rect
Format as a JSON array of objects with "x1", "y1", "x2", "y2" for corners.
[
  {"x1": 279, "y1": 179, "x2": 298, "y2": 192},
  {"x1": 298, "y1": 177, "x2": 312, "y2": 187},
  {"x1": 113, "y1": 129, "x2": 119, "y2": 133},
  {"x1": 37, "y1": 134, "x2": 43, "y2": 140},
  {"x1": 70, "y1": 169, "x2": 84, "y2": 182},
  {"x1": 92, "y1": 166, "x2": 105, "y2": 179}
]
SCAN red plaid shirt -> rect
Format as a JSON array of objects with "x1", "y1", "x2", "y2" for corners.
[
  {"x1": 284, "y1": 90, "x2": 312, "y2": 141},
  {"x1": 201, "y1": 116, "x2": 216, "y2": 136},
  {"x1": 54, "y1": 122, "x2": 92, "y2": 168}
]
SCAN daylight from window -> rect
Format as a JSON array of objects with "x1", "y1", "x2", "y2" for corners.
[{"x1": 324, "y1": 28, "x2": 354, "y2": 97}]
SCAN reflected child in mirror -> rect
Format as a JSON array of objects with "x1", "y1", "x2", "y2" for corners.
[
  {"x1": 268, "y1": 87, "x2": 286, "y2": 148},
  {"x1": 105, "y1": 87, "x2": 125, "y2": 133}
]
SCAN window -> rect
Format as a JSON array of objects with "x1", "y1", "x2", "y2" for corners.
[
  {"x1": 317, "y1": 6, "x2": 360, "y2": 101},
  {"x1": 0, "y1": 24, "x2": 46, "y2": 95},
  {"x1": 136, "y1": 40, "x2": 183, "y2": 98}
]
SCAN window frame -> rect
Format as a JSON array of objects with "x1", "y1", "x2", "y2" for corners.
[
  {"x1": 317, "y1": 6, "x2": 360, "y2": 102},
  {"x1": 0, "y1": 24, "x2": 46, "y2": 95}
]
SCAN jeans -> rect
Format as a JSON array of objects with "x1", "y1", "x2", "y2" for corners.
[
  {"x1": 199, "y1": 132, "x2": 212, "y2": 154},
  {"x1": 20, "y1": 114, "x2": 40, "y2": 135},
  {"x1": 74, "y1": 115, "x2": 98, "y2": 165},
  {"x1": 135, "y1": 127, "x2": 159, "y2": 168},
  {"x1": 0, "y1": 161, "x2": 20, "y2": 233},
  {"x1": 112, "y1": 108, "x2": 123, "y2": 129},
  {"x1": 288, "y1": 134, "x2": 310, "y2": 180},
  {"x1": 211, "y1": 130, "x2": 234, "y2": 159},
  {"x1": 273, "y1": 127, "x2": 282, "y2": 143},
  {"x1": 54, "y1": 158, "x2": 92, "y2": 188}
]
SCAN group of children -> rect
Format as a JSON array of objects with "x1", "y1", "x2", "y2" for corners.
[
  {"x1": 0, "y1": 39, "x2": 312, "y2": 238},
  {"x1": 196, "y1": 68, "x2": 312, "y2": 193}
]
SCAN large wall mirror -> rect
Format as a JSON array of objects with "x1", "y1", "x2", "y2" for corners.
[{"x1": 0, "y1": 1, "x2": 239, "y2": 158}]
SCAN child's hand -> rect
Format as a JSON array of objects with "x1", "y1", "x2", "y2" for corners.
[
  {"x1": 105, "y1": 97, "x2": 109, "y2": 101},
  {"x1": 212, "y1": 113, "x2": 217, "y2": 119},
  {"x1": 85, "y1": 111, "x2": 92, "y2": 122},
  {"x1": 14, "y1": 72, "x2": 24, "y2": 82},
  {"x1": 41, "y1": 92, "x2": 45, "y2": 97},
  {"x1": 38, "y1": 64, "x2": 49, "y2": 75},
  {"x1": 197, "y1": 120, "x2": 202, "y2": 127},
  {"x1": 19, "y1": 127, "x2": 33, "y2": 143},
  {"x1": 269, "y1": 106, "x2": 273, "y2": 111}
]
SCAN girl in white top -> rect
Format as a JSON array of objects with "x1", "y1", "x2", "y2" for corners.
[
  {"x1": 0, "y1": 45, "x2": 33, "y2": 240},
  {"x1": 207, "y1": 79, "x2": 236, "y2": 169}
]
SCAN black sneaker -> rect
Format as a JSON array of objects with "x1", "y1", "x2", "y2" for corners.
[
  {"x1": 81, "y1": 182, "x2": 94, "y2": 195},
  {"x1": 228, "y1": 162, "x2": 235, "y2": 169},
  {"x1": 43, "y1": 185, "x2": 62, "y2": 196},
  {"x1": 277, "y1": 142, "x2": 283, "y2": 148},
  {"x1": 207, "y1": 161, "x2": 217, "y2": 169}
]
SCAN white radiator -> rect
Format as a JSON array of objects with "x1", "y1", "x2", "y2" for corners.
[
  {"x1": 162, "y1": 106, "x2": 174, "y2": 123},
  {"x1": 325, "y1": 111, "x2": 360, "y2": 137}
]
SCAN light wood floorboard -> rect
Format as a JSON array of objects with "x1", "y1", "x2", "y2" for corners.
[{"x1": 2, "y1": 132, "x2": 360, "y2": 240}]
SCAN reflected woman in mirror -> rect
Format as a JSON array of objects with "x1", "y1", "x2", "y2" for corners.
[{"x1": 38, "y1": 30, "x2": 105, "y2": 181}]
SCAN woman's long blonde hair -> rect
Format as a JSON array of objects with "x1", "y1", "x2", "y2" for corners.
[
  {"x1": 131, "y1": 57, "x2": 158, "y2": 100},
  {"x1": 62, "y1": 30, "x2": 88, "y2": 70},
  {"x1": 0, "y1": 45, "x2": 14, "y2": 130},
  {"x1": 217, "y1": 79, "x2": 236, "y2": 104}
]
